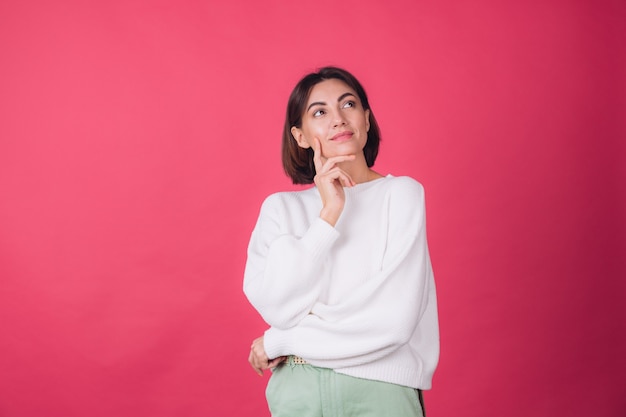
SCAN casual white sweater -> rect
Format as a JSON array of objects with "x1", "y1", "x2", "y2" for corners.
[{"x1": 243, "y1": 175, "x2": 439, "y2": 389}]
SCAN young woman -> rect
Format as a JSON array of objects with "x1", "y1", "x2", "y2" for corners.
[{"x1": 244, "y1": 66, "x2": 439, "y2": 417}]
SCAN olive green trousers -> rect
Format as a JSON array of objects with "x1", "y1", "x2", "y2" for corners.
[{"x1": 266, "y1": 357, "x2": 425, "y2": 417}]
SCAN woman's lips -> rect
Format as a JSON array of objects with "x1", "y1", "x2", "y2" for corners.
[{"x1": 330, "y1": 131, "x2": 353, "y2": 142}]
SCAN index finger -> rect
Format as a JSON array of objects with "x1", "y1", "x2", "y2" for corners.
[{"x1": 312, "y1": 137, "x2": 324, "y2": 174}]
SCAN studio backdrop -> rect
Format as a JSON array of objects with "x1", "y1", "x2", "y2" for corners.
[{"x1": 1, "y1": 1, "x2": 624, "y2": 416}]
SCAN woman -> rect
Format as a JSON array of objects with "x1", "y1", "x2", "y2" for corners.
[{"x1": 244, "y1": 66, "x2": 439, "y2": 417}]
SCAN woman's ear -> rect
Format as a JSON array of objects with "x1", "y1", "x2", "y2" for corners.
[
  {"x1": 291, "y1": 126, "x2": 310, "y2": 149},
  {"x1": 365, "y1": 109, "x2": 371, "y2": 132}
]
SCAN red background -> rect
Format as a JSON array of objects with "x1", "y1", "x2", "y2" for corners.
[{"x1": 1, "y1": 1, "x2": 624, "y2": 416}]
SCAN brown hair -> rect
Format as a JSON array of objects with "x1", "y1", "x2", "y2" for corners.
[{"x1": 281, "y1": 66, "x2": 381, "y2": 184}]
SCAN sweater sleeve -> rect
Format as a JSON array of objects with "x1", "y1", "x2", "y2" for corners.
[
  {"x1": 263, "y1": 179, "x2": 434, "y2": 367},
  {"x1": 243, "y1": 193, "x2": 340, "y2": 329}
]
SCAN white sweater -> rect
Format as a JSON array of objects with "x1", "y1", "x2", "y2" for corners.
[{"x1": 243, "y1": 175, "x2": 439, "y2": 389}]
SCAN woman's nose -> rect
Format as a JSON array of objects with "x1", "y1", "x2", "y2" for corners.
[{"x1": 332, "y1": 112, "x2": 347, "y2": 127}]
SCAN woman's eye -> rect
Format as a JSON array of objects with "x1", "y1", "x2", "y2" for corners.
[
  {"x1": 313, "y1": 109, "x2": 325, "y2": 117},
  {"x1": 342, "y1": 100, "x2": 355, "y2": 108}
]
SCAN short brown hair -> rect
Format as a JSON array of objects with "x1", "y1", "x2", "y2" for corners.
[{"x1": 282, "y1": 66, "x2": 381, "y2": 184}]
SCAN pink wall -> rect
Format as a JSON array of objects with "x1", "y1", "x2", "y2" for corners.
[{"x1": 1, "y1": 1, "x2": 624, "y2": 416}]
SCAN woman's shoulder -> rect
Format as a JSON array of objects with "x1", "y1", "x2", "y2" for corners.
[
  {"x1": 383, "y1": 174, "x2": 425, "y2": 196},
  {"x1": 260, "y1": 187, "x2": 318, "y2": 210}
]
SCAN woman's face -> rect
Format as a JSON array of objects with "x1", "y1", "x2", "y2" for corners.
[{"x1": 291, "y1": 78, "x2": 370, "y2": 159}]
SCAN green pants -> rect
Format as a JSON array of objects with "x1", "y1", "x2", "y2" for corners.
[{"x1": 266, "y1": 357, "x2": 425, "y2": 417}]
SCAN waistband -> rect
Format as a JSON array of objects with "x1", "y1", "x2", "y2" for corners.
[{"x1": 288, "y1": 355, "x2": 308, "y2": 365}]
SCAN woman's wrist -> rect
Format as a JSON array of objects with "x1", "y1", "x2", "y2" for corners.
[{"x1": 320, "y1": 207, "x2": 341, "y2": 227}]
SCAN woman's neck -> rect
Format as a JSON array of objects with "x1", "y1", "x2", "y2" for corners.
[{"x1": 337, "y1": 156, "x2": 383, "y2": 184}]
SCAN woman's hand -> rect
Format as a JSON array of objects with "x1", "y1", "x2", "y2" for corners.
[
  {"x1": 248, "y1": 336, "x2": 286, "y2": 376},
  {"x1": 312, "y1": 138, "x2": 356, "y2": 226}
]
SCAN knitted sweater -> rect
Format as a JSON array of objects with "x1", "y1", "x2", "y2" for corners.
[{"x1": 243, "y1": 175, "x2": 439, "y2": 389}]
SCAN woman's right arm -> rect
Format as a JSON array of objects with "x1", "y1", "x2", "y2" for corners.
[
  {"x1": 244, "y1": 139, "x2": 355, "y2": 330},
  {"x1": 243, "y1": 195, "x2": 339, "y2": 330}
]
